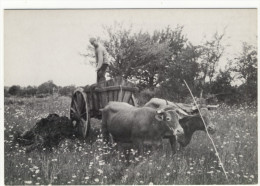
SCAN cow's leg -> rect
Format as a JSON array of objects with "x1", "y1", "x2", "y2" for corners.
[
  {"x1": 101, "y1": 127, "x2": 110, "y2": 143},
  {"x1": 101, "y1": 112, "x2": 110, "y2": 143},
  {"x1": 138, "y1": 141, "x2": 145, "y2": 156},
  {"x1": 100, "y1": 112, "x2": 113, "y2": 163},
  {"x1": 124, "y1": 147, "x2": 131, "y2": 164},
  {"x1": 145, "y1": 144, "x2": 153, "y2": 155},
  {"x1": 152, "y1": 140, "x2": 163, "y2": 154},
  {"x1": 169, "y1": 136, "x2": 177, "y2": 155},
  {"x1": 179, "y1": 145, "x2": 185, "y2": 152},
  {"x1": 109, "y1": 133, "x2": 114, "y2": 144}
]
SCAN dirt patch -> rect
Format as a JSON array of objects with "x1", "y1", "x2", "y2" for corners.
[{"x1": 15, "y1": 114, "x2": 79, "y2": 152}]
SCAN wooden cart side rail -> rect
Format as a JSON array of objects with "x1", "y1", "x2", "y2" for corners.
[{"x1": 95, "y1": 86, "x2": 139, "y2": 92}]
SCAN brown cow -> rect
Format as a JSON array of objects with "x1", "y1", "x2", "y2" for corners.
[{"x1": 101, "y1": 101, "x2": 185, "y2": 153}]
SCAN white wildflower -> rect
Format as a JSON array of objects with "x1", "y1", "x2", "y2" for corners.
[{"x1": 24, "y1": 181, "x2": 32, "y2": 184}]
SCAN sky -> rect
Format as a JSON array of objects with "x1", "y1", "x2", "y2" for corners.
[{"x1": 4, "y1": 9, "x2": 257, "y2": 87}]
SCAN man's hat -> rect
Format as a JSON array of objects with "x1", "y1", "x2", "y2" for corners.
[{"x1": 89, "y1": 37, "x2": 96, "y2": 44}]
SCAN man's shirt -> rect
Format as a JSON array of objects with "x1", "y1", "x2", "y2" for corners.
[{"x1": 95, "y1": 45, "x2": 109, "y2": 70}]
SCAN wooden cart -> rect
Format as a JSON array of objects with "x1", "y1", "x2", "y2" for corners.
[{"x1": 70, "y1": 77, "x2": 139, "y2": 138}]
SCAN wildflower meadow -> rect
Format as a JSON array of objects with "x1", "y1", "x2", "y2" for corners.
[{"x1": 4, "y1": 96, "x2": 257, "y2": 185}]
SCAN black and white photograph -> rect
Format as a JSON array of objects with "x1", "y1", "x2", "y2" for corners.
[{"x1": 3, "y1": 7, "x2": 258, "y2": 185}]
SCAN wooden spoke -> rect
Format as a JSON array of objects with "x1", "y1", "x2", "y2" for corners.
[
  {"x1": 70, "y1": 107, "x2": 77, "y2": 114},
  {"x1": 73, "y1": 99, "x2": 81, "y2": 113},
  {"x1": 80, "y1": 111, "x2": 87, "y2": 118}
]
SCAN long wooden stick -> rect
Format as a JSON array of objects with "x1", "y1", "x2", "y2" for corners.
[{"x1": 184, "y1": 80, "x2": 229, "y2": 181}]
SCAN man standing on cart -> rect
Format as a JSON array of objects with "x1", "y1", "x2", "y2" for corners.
[{"x1": 89, "y1": 38, "x2": 109, "y2": 83}]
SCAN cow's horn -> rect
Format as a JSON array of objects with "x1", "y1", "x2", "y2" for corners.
[{"x1": 176, "y1": 109, "x2": 189, "y2": 116}]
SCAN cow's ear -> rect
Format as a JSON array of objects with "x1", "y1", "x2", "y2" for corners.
[
  {"x1": 155, "y1": 114, "x2": 164, "y2": 121},
  {"x1": 176, "y1": 112, "x2": 185, "y2": 119}
]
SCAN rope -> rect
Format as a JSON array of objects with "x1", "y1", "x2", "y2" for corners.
[{"x1": 183, "y1": 80, "x2": 229, "y2": 181}]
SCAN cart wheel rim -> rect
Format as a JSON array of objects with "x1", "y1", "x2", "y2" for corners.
[{"x1": 70, "y1": 88, "x2": 90, "y2": 138}]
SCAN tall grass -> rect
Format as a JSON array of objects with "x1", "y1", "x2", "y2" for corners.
[{"x1": 4, "y1": 96, "x2": 257, "y2": 184}]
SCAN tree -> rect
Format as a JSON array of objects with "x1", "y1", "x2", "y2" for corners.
[
  {"x1": 232, "y1": 42, "x2": 257, "y2": 84},
  {"x1": 83, "y1": 24, "x2": 234, "y2": 102},
  {"x1": 37, "y1": 80, "x2": 58, "y2": 95},
  {"x1": 231, "y1": 42, "x2": 257, "y2": 102},
  {"x1": 59, "y1": 85, "x2": 76, "y2": 97},
  {"x1": 131, "y1": 31, "x2": 172, "y2": 89},
  {"x1": 4, "y1": 87, "x2": 10, "y2": 97},
  {"x1": 198, "y1": 32, "x2": 226, "y2": 87},
  {"x1": 136, "y1": 26, "x2": 187, "y2": 89},
  {"x1": 206, "y1": 70, "x2": 237, "y2": 105},
  {"x1": 211, "y1": 69, "x2": 233, "y2": 93},
  {"x1": 8, "y1": 85, "x2": 21, "y2": 96},
  {"x1": 161, "y1": 43, "x2": 201, "y2": 100},
  {"x1": 19, "y1": 86, "x2": 38, "y2": 97},
  {"x1": 102, "y1": 23, "x2": 136, "y2": 79},
  {"x1": 101, "y1": 24, "x2": 188, "y2": 90},
  {"x1": 26, "y1": 86, "x2": 38, "y2": 96}
]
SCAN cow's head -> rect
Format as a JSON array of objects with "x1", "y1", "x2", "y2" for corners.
[
  {"x1": 181, "y1": 107, "x2": 216, "y2": 135},
  {"x1": 199, "y1": 108, "x2": 216, "y2": 134},
  {"x1": 175, "y1": 107, "x2": 216, "y2": 147},
  {"x1": 155, "y1": 106, "x2": 185, "y2": 138}
]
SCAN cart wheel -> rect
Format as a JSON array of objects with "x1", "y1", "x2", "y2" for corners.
[{"x1": 70, "y1": 88, "x2": 90, "y2": 138}]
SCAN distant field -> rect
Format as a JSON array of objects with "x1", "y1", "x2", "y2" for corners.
[{"x1": 4, "y1": 96, "x2": 257, "y2": 185}]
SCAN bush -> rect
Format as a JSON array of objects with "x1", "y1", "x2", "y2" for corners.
[
  {"x1": 8, "y1": 85, "x2": 21, "y2": 96},
  {"x1": 136, "y1": 88, "x2": 160, "y2": 106},
  {"x1": 4, "y1": 87, "x2": 11, "y2": 97},
  {"x1": 59, "y1": 85, "x2": 76, "y2": 97},
  {"x1": 37, "y1": 80, "x2": 57, "y2": 95},
  {"x1": 23, "y1": 86, "x2": 37, "y2": 97},
  {"x1": 35, "y1": 93, "x2": 50, "y2": 98}
]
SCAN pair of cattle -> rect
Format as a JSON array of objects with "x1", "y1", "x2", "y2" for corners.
[{"x1": 101, "y1": 98, "x2": 216, "y2": 154}]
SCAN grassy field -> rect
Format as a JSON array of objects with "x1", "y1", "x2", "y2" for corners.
[{"x1": 4, "y1": 96, "x2": 257, "y2": 185}]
